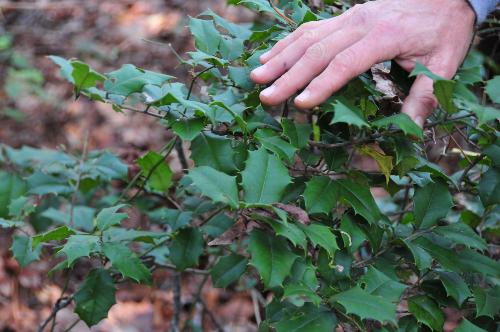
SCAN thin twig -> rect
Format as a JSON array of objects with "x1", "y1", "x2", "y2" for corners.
[
  {"x1": 62, "y1": 319, "x2": 80, "y2": 332},
  {"x1": 69, "y1": 130, "x2": 89, "y2": 227},
  {"x1": 269, "y1": 0, "x2": 296, "y2": 26}
]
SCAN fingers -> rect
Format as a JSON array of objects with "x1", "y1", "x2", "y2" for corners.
[
  {"x1": 259, "y1": 20, "x2": 327, "y2": 64},
  {"x1": 258, "y1": 28, "x2": 365, "y2": 105},
  {"x1": 401, "y1": 75, "x2": 437, "y2": 127},
  {"x1": 294, "y1": 25, "x2": 399, "y2": 109},
  {"x1": 401, "y1": 59, "x2": 456, "y2": 127},
  {"x1": 251, "y1": 19, "x2": 347, "y2": 84}
]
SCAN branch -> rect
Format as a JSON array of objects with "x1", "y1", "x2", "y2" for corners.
[{"x1": 38, "y1": 296, "x2": 74, "y2": 332}]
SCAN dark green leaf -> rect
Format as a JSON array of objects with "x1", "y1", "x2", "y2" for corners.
[
  {"x1": 191, "y1": 132, "x2": 240, "y2": 173},
  {"x1": 11, "y1": 235, "x2": 41, "y2": 267},
  {"x1": 137, "y1": 151, "x2": 173, "y2": 192},
  {"x1": 473, "y1": 286, "x2": 500, "y2": 318},
  {"x1": 330, "y1": 286, "x2": 396, "y2": 323},
  {"x1": 371, "y1": 113, "x2": 423, "y2": 139},
  {"x1": 455, "y1": 319, "x2": 487, "y2": 332},
  {"x1": 241, "y1": 148, "x2": 292, "y2": 204},
  {"x1": 74, "y1": 268, "x2": 116, "y2": 327},
  {"x1": 281, "y1": 119, "x2": 312, "y2": 149},
  {"x1": 274, "y1": 304, "x2": 336, "y2": 332},
  {"x1": 170, "y1": 228, "x2": 204, "y2": 271},
  {"x1": 408, "y1": 295, "x2": 444, "y2": 331},
  {"x1": 102, "y1": 242, "x2": 151, "y2": 283},
  {"x1": 0, "y1": 171, "x2": 27, "y2": 218},
  {"x1": 95, "y1": 204, "x2": 128, "y2": 231},
  {"x1": 485, "y1": 76, "x2": 500, "y2": 103},
  {"x1": 360, "y1": 267, "x2": 407, "y2": 303},
  {"x1": 337, "y1": 179, "x2": 382, "y2": 224},
  {"x1": 433, "y1": 223, "x2": 487, "y2": 250},
  {"x1": 211, "y1": 253, "x2": 248, "y2": 288},
  {"x1": 32, "y1": 226, "x2": 75, "y2": 248},
  {"x1": 303, "y1": 176, "x2": 339, "y2": 215},
  {"x1": 436, "y1": 271, "x2": 471, "y2": 305},
  {"x1": 248, "y1": 229, "x2": 298, "y2": 288},
  {"x1": 413, "y1": 182, "x2": 453, "y2": 229},
  {"x1": 59, "y1": 235, "x2": 100, "y2": 267},
  {"x1": 300, "y1": 224, "x2": 338, "y2": 257},
  {"x1": 188, "y1": 166, "x2": 240, "y2": 208},
  {"x1": 478, "y1": 167, "x2": 500, "y2": 207}
]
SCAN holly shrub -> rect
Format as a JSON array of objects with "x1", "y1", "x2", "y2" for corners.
[{"x1": 1, "y1": 1, "x2": 499, "y2": 331}]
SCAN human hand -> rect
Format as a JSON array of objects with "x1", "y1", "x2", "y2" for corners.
[{"x1": 250, "y1": 0, "x2": 476, "y2": 127}]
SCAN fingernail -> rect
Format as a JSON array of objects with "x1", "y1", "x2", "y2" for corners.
[
  {"x1": 260, "y1": 85, "x2": 275, "y2": 98},
  {"x1": 251, "y1": 66, "x2": 266, "y2": 77},
  {"x1": 295, "y1": 90, "x2": 311, "y2": 103},
  {"x1": 414, "y1": 116, "x2": 424, "y2": 128}
]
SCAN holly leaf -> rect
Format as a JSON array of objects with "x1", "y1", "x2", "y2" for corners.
[
  {"x1": 330, "y1": 286, "x2": 396, "y2": 323},
  {"x1": 299, "y1": 224, "x2": 338, "y2": 258},
  {"x1": 95, "y1": 204, "x2": 128, "y2": 231},
  {"x1": 74, "y1": 268, "x2": 116, "y2": 327},
  {"x1": 274, "y1": 303, "x2": 336, "y2": 332},
  {"x1": 136, "y1": 151, "x2": 172, "y2": 192},
  {"x1": 248, "y1": 229, "x2": 298, "y2": 289},
  {"x1": 337, "y1": 179, "x2": 382, "y2": 224},
  {"x1": 102, "y1": 242, "x2": 151, "y2": 283},
  {"x1": 408, "y1": 295, "x2": 444, "y2": 331},
  {"x1": 211, "y1": 253, "x2": 248, "y2": 288},
  {"x1": 255, "y1": 129, "x2": 297, "y2": 162},
  {"x1": 360, "y1": 267, "x2": 407, "y2": 303},
  {"x1": 330, "y1": 100, "x2": 369, "y2": 128},
  {"x1": 455, "y1": 319, "x2": 487, "y2": 332},
  {"x1": 413, "y1": 182, "x2": 453, "y2": 229},
  {"x1": 59, "y1": 235, "x2": 100, "y2": 267},
  {"x1": 281, "y1": 119, "x2": 312, "y2": 149},
  {"x1": 473, "y1": 286, "x2": 500, "y2": 318},
  {"x1": 433, "y1": 223, "x2": 487, "y2": 250},
  {"x1": 485, "y1": 76, "x2": 500, "y2": 103},
  {"x1": 11, "y1": 235, "x2": 41, "y2": 267},
  {"x1": 104, "y1": 64, "x2": 172, "y2": 97},
  {"x1": 436, "y1": 271, "x2": 471, "y2": 306},
  {"x1": 170, "y1": 228, "x2": 205, "y2": 271},
  {"x1": 303, "y1": 176, "x2": 340, "y2": 215},
  {"x1": 32, "y1": 226, "x2": 75, "y2": 248},
  {"x1": 188, "y1": 166, "x2": 240, "y2": 208},
  {"x1": 0, "y1": 171, "x2": 27, "y2": 218},
  {"x1": 372, "y1": 113, "x2": 423, "y2": 139},
  {"x1": 171, "y1": 117, "x2": 205, "y2": 141},
  {"x1": 188, "y1": 17, "x2": 222, "y2": 55},
  {"x1": 191, "y1": 132, "x2": 240, "y2": 173},
  {"x1": 241, "y1": 148, "x2": 292, "y2": 204},
  {"x1": 478, "y1": 167, "x2": 500, "y2": 207}
]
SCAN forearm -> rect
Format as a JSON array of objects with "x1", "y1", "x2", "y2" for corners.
[{"x1": 468, "y1": 0, "x2": 499, "y2": 23}]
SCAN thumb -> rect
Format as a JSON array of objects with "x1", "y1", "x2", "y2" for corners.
[{"x1": 401, "y1": 74, "x2": 438, "y2": 128}]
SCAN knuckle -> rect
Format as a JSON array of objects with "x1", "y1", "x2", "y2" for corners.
[
  {"x1": 304, "y1": 41, "x2": 327, "y2": 61},
  {"x1": 416, "y1": 93, "x2": 438, "y2": 111},
  {"x1": 302, "y1": 29, "x2": 319, "y2": 41},
  {"x1": 333, "y1": 49, "x2": 357, "y2": 75},
  {"x1": 349, "y1": 4, "x2": 369, "y2": 26}
]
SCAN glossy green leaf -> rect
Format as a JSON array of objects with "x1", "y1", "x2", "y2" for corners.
[
  {"x1": 170, "y1": 228, "x2": 204, "y2": 271},
  {"x1": 371, "y1": 113, "x2": 423, "y2": 138},
  {"x1": 473, "y1": 286, "x2": 500, "y2": 318},
  {"x1": 211, "y1": 253, "x2": 248, "y2": 288},
  {"x1": 191, "y1": 132, "x2": 240, "y2": 173},
  {"x1": 408, "y1": 295, "x2": 444, "y2": 331},
  {"x1": 436, "y1": 271, "x2": 471, "y2": 305},
  {"x1": 102, "y1": 242, "x2": 151, "y2": 283},
  {"x1": 254, "y1": 129, "x2": 297, "y2": 162},
  {"x1": 188, "y1": 166, "x2": 239, "y2": 208},
  {"x1": 300, "y1": 224, "x2": 338, "y2": 257},
  {"x1": 11, "y1": 235, "x2": 41, "y2": 267},
  {"x1": 337, "y1": 179, "x2": 382, "y2": 225},
  {"x1": 360, "y1": 267, "x2": 407, "y2": 303},
  {"x1": 248, "y1": 229, "x2": 298, "y2": 289},
  {"x1": 95, "y1": 204, "x2": 128, "y2": 231},
  {"x1": 433, "y1": 223, "x2": 487, "y2": 250},
  {"x1": 281, "y1": 119, "x2": 312, "y2": 149},
  {"x1": 273, "y1": 303, "x2": 337, "y2": 332},
  {"x1": 136, "y1": 151, "x2": 173, "y2": 192},
  {"x1": 331, "y1": 286, "x2": 396, "y2": 323},
  {"x1": 485, "y1": 76, "x2": 500, "y2": 103},
  {"x1": 330, "y1": 100, "x2": 369, "y2": 128},
  {"x1": 0, "y1": 171, "x2": 27, "y2": 218},
  {"x1": 241, "y1": 148, "x2": 292, "y2": 204},
  {"x1": 59, "y1": 235, "x2": 100, "y2": 267},
  {"x1": 32, "y1": 226, "x2": 75, "y2": 248},
  {"x1": 455, "y1": 319, "x2": 487, "y2": 332},
  {"x1": 303, "y1": 176, "x2": 339, "y2": 215},
  {"x1": 413, "y1": 182, "x2": 453, "y2": 229},
  {"x1": 74, "y1": 268, "x2": 116, "y2": 327},
  {"x1": 478, "y1": 167, "x2": 500, "y2": 207}
]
